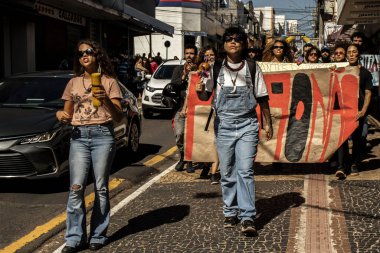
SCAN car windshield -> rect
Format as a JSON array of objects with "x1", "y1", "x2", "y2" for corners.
[
  {"x1": 0, "y1": 77, "x2": 68, "y2": 108},
  {"x1": 153, "y1": 65, "x2": 179, "y2": 79}
]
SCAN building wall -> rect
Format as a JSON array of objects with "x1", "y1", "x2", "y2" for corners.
[
  {"x1": 274, "y1": 15, "x2": 285, "y2": 36},
  {"x1": 254, "y1": 7, "x2": 274, "y2": 36}
]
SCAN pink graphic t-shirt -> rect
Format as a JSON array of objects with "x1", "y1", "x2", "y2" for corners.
[{"x1": 62, "y1": 75, "x2": 122, "y2": 126}]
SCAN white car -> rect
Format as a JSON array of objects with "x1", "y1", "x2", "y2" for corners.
[{"x1": 142, "y1": 60, "x2": 184, "y2": 118}]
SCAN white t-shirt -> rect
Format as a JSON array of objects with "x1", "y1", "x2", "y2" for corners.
[{"x1": 205, "y1": 60, "x2": 268, "y2": 98}]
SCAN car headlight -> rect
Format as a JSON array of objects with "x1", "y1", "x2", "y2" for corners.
[
  {"x1": 145, "y1": 85, "x2": 156, "y2": 92},
  {"x1": 20, "y1": 129, "x2": 60, "y2": 144}
]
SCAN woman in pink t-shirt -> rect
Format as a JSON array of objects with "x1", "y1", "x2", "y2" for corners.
[{"x1": 56, "y1": 39, "x2": 122, "y2": 253}]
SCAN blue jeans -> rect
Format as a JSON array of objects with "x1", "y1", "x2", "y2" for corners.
[
  {"x1": 216, "y1": 117, "x2": 259, "y2": 221},
  {"x1": 65, "y1": 124, "x2": 116, "y2": 247}
]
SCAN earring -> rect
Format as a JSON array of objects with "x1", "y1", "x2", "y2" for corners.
[{"x1": 97, "y1": 64, "x2": 102, "y2": 74}]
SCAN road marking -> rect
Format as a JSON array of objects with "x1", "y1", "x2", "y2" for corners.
[
  {"x1": 0, "y1": 146, "x2": 178, "y2": 253},
  {"x1": 143, "y1": 146, "x2": 177, "y2": 167},
  {"x1": 0, "y1": 178, "x2": 124, "y2": 253},
  {"x1": 53, "y1": 163, "x2": 177, "y2": 253}
]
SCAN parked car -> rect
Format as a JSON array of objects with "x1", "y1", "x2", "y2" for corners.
[
  {"x1": 141, "y1": 59, "x2": 184, "y2": 118},
  {"x1": 0, "y1": 71, "x2": 141, "y2": 179}
]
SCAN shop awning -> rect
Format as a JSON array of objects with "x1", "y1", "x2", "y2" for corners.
[
  {"x1": 124, "y1": 5, "x2": 174, "y2": 36},
  {"x1": 337, "y1": 0, "x2": 380, "y2": 25}
]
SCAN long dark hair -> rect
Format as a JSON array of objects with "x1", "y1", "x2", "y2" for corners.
[
  {"x1": 73, "y1": 39, "x2": 116, "y2": 78},
  {"x1": 262, "y1": 39, "x2": 292, "y2": 62},
  {"x1": 197, "y1": 45, "x2": 217, "y2": 66}
]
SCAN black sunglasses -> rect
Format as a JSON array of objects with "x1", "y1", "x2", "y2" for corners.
[
  {"x1": 273, "y1": 46, "x2": 284, "y2": 50},
  {"x1": 77, "y1": 48, "x2": 95, "y2": 58},
  {"x1": 224, "y1": 35, "x2": 244, "y2": 43}
]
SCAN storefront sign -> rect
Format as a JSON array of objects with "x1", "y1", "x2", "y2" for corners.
[{"x1": 35, "y1": 3, "x2": 86, "y2": 26}]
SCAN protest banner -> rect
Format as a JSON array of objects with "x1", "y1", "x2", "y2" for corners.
[
  {"x1": 184, "y1": 62, "x2": 359, "y2": 163},
  {"x1": 360, "y1": 54, "x2": 379, "y2": 87}
]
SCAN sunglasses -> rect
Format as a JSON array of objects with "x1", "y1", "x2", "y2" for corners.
[
  {"x1": 273, "y1": 46, "x2": 284, "y2": 50},
  {"x1": 335, "y1": 51, "x2": 344, "y2": 55},
  {"x1": 309, "y1": 52, "x2": 318, "y2": 57},
  {"x1": 77, "y1": 48, "x2": 95, "y2": 58},
  {"x1": 224, "y1": 35, "x2": 243, "y2": 43}
]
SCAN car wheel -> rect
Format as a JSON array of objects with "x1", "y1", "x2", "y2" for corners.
[
  {"x1": 127, "y1": 120, "x2": 140, "y2": 153},
  {"x1": 143, "y1": 109, "x2": 153, "y2": 119}
]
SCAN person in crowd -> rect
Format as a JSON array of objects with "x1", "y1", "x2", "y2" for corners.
[
  {"x1": 180, "y1": 45, "x2": 220, "y2": 182},
  {"x1": 149, "y1": 56, "x2": 159, "y2": 73},
  {"x1": 134, "y1": 56, "x2": 150, "y2": 96},
  {"x1": 262, "y1": 38, "x2": 293, "y2": 63},
  {"x1": 196, "y1": 27, "x2": 273, "y2": 235},
  {"x1": 305, "y1": 46, "x2": 321, "y2": 64},
  {"x1": 171, "y1": 44, "x2": 198, "y2": 172},
  {"x1": 320, "y1": 46, "x2": 331, "y2": 63},
  {"x1": 247, "y1": 47, "x2": 262, "y2": 61},
  {"x1": 333, "y1": 43, "x2": 348, "y2": 63},
  {"x1": 289, "y1": 46, "x2": 298, "y2": 63},
  {"x1": 296, "y1": 42, "x2": 313, "y2": 64},
  {"x1": 56, "y1": 39, "x2": 123, "y2": 253},
  {"x1": 155, "y1": 52, "x2": 163, "y2": 65},
  {"x1": 116, "y1": 53, "x2": 129, "y2": 85},
  {"x1": 351, "y1": 31, "x2": 369, "y2": 54},
  {"x1": 261, "y1": 39, "x2": 291, "y2": 170},
  {"x1": 351, "y1": 31, "x2": 372, "y2": 150},
  {"x1": 335, "y1": 43, "x2": 373, "y2": 178}
]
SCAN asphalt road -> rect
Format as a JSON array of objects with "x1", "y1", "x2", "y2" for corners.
[{"x1": 0, "y1": 112, "x2": 177, "y2": 251}]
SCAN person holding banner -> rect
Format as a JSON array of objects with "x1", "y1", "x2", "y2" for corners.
[
  {"x1": 56, "y1": 40, "x2": 123, "y2": 253},
  {"x1": 336, "y1": 43, "x2": 373, "y2": 178},
  {"x1": 171, "y1": 45, "x2": 198, "y2": 172},
  {"x1": 196, "y1": 27, "x2": 273, "y2": 235}
]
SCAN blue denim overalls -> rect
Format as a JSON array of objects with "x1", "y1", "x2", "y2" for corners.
[{"x1": 214, "y1": 63, "x2": 259, "y2": 222}]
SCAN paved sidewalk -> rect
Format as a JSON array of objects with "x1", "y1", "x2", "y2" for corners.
[{"x1": 36, "y1": 131, "x2": 380, "y2": 253}]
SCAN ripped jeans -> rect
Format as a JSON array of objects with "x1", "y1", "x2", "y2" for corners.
[{"x1": 65, "y1": 124, "x2": 115, "y2": 247}]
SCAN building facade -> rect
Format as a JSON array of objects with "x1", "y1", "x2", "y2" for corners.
[
  {"x1": 0, "y1": 0, "x2": 174, "y2": 79},
  {"x1": 134, "y1": 0, "x2": 257, "y2": 60}
]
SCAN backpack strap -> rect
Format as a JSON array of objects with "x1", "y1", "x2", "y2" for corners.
[
  {"x1": 246, "y1": 59, "x2": 256, "y2": 97},
  {"x1": 212, "y1": 59, "x2": 223, "y2": 90}
]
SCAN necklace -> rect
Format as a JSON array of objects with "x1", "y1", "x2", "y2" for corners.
[
  {"x1": 226, "y1": 68, "x2": 240, "y2": 94},
  {"x1": 224, "y1": 59, "x2": 245, "y2": 72},
  {"x1": 82, "y1": 76, "x2": 92, "y2": 94}
]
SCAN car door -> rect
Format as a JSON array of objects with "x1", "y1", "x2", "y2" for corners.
[{"x1": 113, "y1": 82, "x2": 129, "y2": 148}]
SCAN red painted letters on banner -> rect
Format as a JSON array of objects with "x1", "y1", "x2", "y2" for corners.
[{"x1": 184, "y1": 65, "x2": 359, "y2": 163}]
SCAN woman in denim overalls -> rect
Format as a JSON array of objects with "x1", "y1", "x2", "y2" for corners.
[{"x1": 197, "y1": 27, "x2": 273, "y2": 236}]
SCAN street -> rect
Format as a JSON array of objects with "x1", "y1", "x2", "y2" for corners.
[
  {"x1": 0, "y1": 114, "x2": 176, "y2": 252},
  {"x1": 0, "y1": 121, "x2": 377, "y2": 252},
  {"x1": 33, "y1": 127, "x2": 379, "y2": 253}
]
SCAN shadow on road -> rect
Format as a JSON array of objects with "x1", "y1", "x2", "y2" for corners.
[
  {"x1": 255, "y1": 192, "x2": 305, "y2": 230},
  {"x1": 108, "y1": 205, "x2": 190, "y2": 243}
]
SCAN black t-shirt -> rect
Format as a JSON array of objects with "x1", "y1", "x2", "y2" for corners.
[{"x1": 358, "y1": 66, "x2": 373, "y2": 110}]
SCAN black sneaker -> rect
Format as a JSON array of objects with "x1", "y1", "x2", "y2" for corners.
[
  {"x1": 175, "y1": 160, "x2": 185, "y2": 171},
  {"x1": 241, "y1": 220, "x2": 257, "y2": 235},
  {"x1": 223, "y1": 216, "x2": 238, "y2": 228},
  {"x1": 210, "y1": 174, "x2": 219, "y2": 185},
  {"x1": 335, "y1": 168, "x2": 346, "y2": 180},
  {"x1": 350, "y1": 164, "x2": 359, "y2": 176}
]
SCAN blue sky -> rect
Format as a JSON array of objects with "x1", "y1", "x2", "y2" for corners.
[{"x1": 249, "y1": 0, "x2": 317, "y2": 37}]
